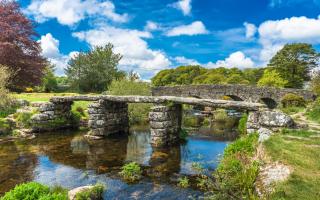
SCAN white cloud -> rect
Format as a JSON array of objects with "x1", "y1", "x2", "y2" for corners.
[
  {"x1": 166, "y1": 21, "x2": 208, "y2": 36},
  {"x1": 38, "y1": 33, "x2": 75, "y2": 75},
  {"x1": 173, "y1": 0, "x2": 192, "y2": 15},
  {"x1": 174, "y1": 56, "x2": 200, "y2": 65},
  {"x1": 257, "y1": 16, "x2": 320, "y2": 62},
  {"x1": 25, "y1": 0, "x2": 128, "y2": 26},
  {"x1": 72, "y1": 25, "x2": 171, "y2": 78},
  {"x1": 205, "y1": 51, "x2": 255, "y2": 69},
  {"x1": 144, "y1": 21, "x2": 161, "y2": 31},
  {"x1": 243, "y1": 22, "x2": 257, "y2": 39}
]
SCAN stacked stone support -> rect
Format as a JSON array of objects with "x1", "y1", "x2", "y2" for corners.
[
  {"x1": 87, "y1": 100, "x2": 129, "y2": 137},
  {"x1": 31, "y1": 101, "x2": 74, "y2": 132},
  {"x1": 149, "y1": 104, "x2": 182, "y2": 147}
]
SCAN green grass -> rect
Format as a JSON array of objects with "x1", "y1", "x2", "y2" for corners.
[
  {"x1": 281, "y1": 106, "x2": 305, "y2": 115},
  {"x1": 264, "y1": 129, "x2": 320, "y2": 200}
]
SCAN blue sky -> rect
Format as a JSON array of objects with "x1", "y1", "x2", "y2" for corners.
[{"x1": 19, "y1": 0, "x2": 320, "y2": 79}]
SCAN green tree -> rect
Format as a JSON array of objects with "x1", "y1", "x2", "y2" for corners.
[
  {"x1": 257, "y1": 69, "x2": 288, "y2": 88},
  {"x1": 268, "y1": 43, "x2": 319, "y2": 88},
  {"x1": 65, "y1": 44, "x2": 123, "y2": 93},
  {"x1": 40, "y1": 65, "x2": 58, "y2": 92},
  {"x1": 242, "y1": 68, "x2": 264, "y2": 85}
]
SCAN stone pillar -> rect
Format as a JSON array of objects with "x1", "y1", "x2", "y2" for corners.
[
  {"x1": 246, "y1": 111, "x2": 260, "y2": 134},
  {"x1": 31, "y1": 101, "x2": 74, "y2": 132},
  {"x1": 149, "y1": 104, "x2": 182, "y2": 147},
  {"x1": 87, "y1": 100, "x2": 129, "y2": 138}
]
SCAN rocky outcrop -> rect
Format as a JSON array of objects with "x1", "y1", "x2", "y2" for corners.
[
  {"x1": 247, "y1": 110, "x2": 294, "y2": 140},
  {"x1": 149, "y1": 104, "x2": 182, "y2": 146}
]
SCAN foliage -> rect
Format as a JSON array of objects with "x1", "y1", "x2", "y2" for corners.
[
  {"x1": 0, "y1": 1, "x2": 46, "y2": 91},
  {"x1": 107, "y1": 79, "x2": 151, "y2": 125},
  {"x1": 281, "y1": 106, "x2": 304, "y2": 115},
  {"x1": 14, "y1": 111, "x2": 34, "y2": 128},
  {"x1": 0, "y1": 118, "x2": 12, "y2": 135},
  {"x1": 238, "y1": 113, "x2": 248, "y2": 135},
  {"x1": 179, "y1": 128, "x2": 189, "y2": 141},
  {"x1": 257, "y1": 69, "x2": 288, "y2": 88},
  {"x1": 0, "y1": 182, "x2": 68, "y2": 200},
  {"x1": 75, "y1": 184, "x2": 105, "y2": 200},
  {"x1": 213, "y1": 109, "x2": 228, "y2": 122},
  {"x1": 38, "y1": 65, "x2": 58, "y2": 92},
  {"x1": 211, "y1": 133, "x2": 260, "y2": 200},
  {"x1": 264, "y1": 130, "x2": 320, "y2": 200},
  {"x1": 281, "y1": 93, "x2": 306, "y2": 108},
  {"x1": 151, "y1": 65, "x2": 206, "y2": 86},
  {"x1": 0, "y1": 65, "x2": 15, "y2": 111},
  {"x1": 268, "y1": 43, "x2": 319, "y2": 88},
  {"x1": 310, "y1": 70, "x2": 320, "y2": 95},
  {"x1": 306, "y1": 97, "x2": 320, "y2": 123},
  {"x1": 119, "y1": 162, "x2": 142, "y2": 183},
  {"x1": 177, "y1": 177, "x2": 190, "y2": 188},
  {"x1": 66, "y1": 44, "x2": 123, "y2": 93},
  {"x1": 152, "y1": 66, "x2": 264, "y2": 86}
]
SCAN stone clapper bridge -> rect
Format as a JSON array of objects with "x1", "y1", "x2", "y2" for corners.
[{"x1": 31, "y1": 94, "x2": 295, "y2": 147}]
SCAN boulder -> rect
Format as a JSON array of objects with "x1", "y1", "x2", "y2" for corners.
[
  {"x1": 259, "y1": 110, "x2": 294, "y2": 128},
  {"x1": 258, "y1": 127, "x2": 273, "y2": 142},
  {"x1": 68, "y1": 186, "x2": 93, "y2": 200}
]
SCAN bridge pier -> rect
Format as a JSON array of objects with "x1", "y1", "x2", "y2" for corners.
[
  {"x1": 87, "y1": 100, "x2": 129, "y2": 137},
  {"x1": 149, "y1": 104, "x2": 182, "y2": 147}
]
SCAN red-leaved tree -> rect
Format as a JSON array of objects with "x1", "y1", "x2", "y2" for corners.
[{"x1": 0, "y1": 0, "x2": 46, "y2": 91}]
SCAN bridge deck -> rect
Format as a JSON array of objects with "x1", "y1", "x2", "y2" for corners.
[{"x1": 50, "y1": 95, "x2": 266, "y2": 111}]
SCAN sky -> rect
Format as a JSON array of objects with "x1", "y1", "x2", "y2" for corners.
[{"x1": 18, "y1": 0, "x2": 320, "y2": 80}]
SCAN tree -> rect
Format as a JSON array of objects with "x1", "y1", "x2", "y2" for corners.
[
  {"x1": 65, "y1": 44, "x2": 123, "y2": 93},
  {"x1": 268, "y1": 43, "x2": 319, "y2": 88},
  {"x1": 257, "y1": 69, "x2": 288, "y2": 88},
  {"x1": 39, "y1": 65, "x2": 58, "y2": 92},
  {"x1": 311, "y1": 71, "x2": 320, "y2": 95},
  {"x1": 0, "y1": 1, "x2": 46, "y2": 91}
]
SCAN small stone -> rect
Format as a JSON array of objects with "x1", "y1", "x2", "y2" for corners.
[{"x1": 258, "y1": 128, "x2": 273, "y2": 142}]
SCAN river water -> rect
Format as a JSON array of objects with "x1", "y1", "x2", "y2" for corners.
[{"x1": 0, "y1": 124, "x2": 237, "y2": 199}]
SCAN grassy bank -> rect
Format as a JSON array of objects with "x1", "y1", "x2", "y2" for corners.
[{"x1": 263, "y1": 129, "x2": 320, "y2": 200}]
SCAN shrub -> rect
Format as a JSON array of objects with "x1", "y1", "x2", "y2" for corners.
[
  {"x1": 14, "y1": 111, "x2": 34, "y2": 128},
  {"x1": 177, "y1": 177, "x2": 190, "y2": 188},
  {"x1": 238, "y1": 113, "x2": 248, "y2": 135},
  {"x1": 213, "y1": 109, "x2": 228, "y2": 122},
  {"x1": 0, "y1": 118, "x2": 12, "y2": 135},
  {"x1": 75, "y1": 184, "x2": 104, "y2": 200},
  {"x1": 0, "y1": 65, "x2": 16, "y2": 116},
  {"x1": 211, "y1": 133, "x2": 260, "y2": 200},
  {"x1": 179, "y1": 128, "x2": 188, "y2": 141},
  {"x1": 119, "y1": 162, "x2": 142, "y2": 183},
  {"x1": 0, "y1": 182, "x2": 68, "y2": 200},
  {"x1": 281, "y1": 93, "x2": 306, "y2": 108}
]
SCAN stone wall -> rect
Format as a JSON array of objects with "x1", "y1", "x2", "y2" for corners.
[
  {"x1": 149, "y1": 104, "x2": 182, "y2": 147},
  {"x1": 31, "y1": 101, "x2": 75, "y2": 132},
  {"x1": 87, "y1": 100, "x2": 129, "y2": 138},
  {"x1": 152, "y1": 84, "x2": 315, "y2": 106}
]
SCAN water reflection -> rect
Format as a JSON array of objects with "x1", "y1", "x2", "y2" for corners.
[{"x1": 0, "y1": 126, "x2": 235, "y2": 198}]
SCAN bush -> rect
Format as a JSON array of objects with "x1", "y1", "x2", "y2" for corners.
[
  {"x1": 75, "y1": 184, "x2": 104, "y2": 200},
  {"x1": 281, "y1": 93, "x2": 306, "y2": 108},
  {"x1": 119, "y1": 162, "x2": 142, "y2": 183},
  {"x1": 213, "y1": 109, "x2": 228, "y2": 122},
  {"x1": 14, "y1": 111, "x2": 34, "y2": 128},
  {"x1": 177, "y1": 177, "x2": 190, "y2": 188},
  {"x1": 0, "y1": 182, "x2": 68, "y2": 200},
  {"x1": 179, "y1": 128, "x2": 188, "y2": 141},
  {"x1": 211, "y1": 133, "x2": 259, "y2": 200},
  {"x1": 0, "y1": 65, "x2": 16, "y2": 115},
  {"x1": 238, "y1": 113, "x2": 248, "y2": 135}
]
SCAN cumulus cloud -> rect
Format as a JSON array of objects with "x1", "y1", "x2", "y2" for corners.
[
  {"x1": 38, "y1": 33, "x2": 75, "y2": 75},
  {"x1": 144, "y1": 21, "x2": 161, "y2": 31},
  {"x1": 172, "y1": 0, "x2": 192, "y2": 15},
  {"x1": 174, "y1": 56, "x2": 200, "y2": 65},
  {"x1": 166, "y1": 21, "x2": 208, "y2": 36},
  {"x1": 243, "y1": 22, "x2": 257, "y2": 39},
  {"x1": 257, "y1": 16, "x2": 320, "y2": 62},
  {"x1": 25, "y1": 0, "x2": 128, "y2": 26},
  {"x1": 205, "y1": 51, "x2": 255, "y2": 69},
  {"x1": 72, "y1": 25, "x2": 171, "y2": 78}
]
